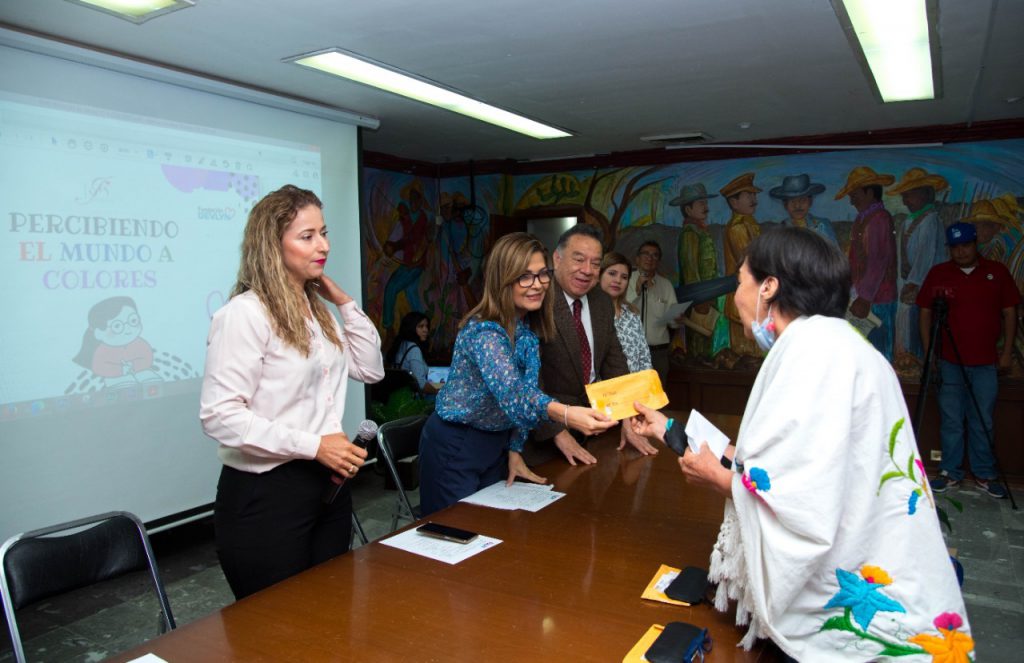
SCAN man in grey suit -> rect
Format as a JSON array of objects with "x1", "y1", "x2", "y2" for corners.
[{"x1": 527, "y1": 224, "x2": 659, "y2": 465}]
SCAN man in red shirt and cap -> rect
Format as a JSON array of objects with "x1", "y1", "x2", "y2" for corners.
[{"x1": 917, "y1": 222, "x2": 1019, "y2": 498}]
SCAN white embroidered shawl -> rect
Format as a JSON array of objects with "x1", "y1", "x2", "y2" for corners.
[{"x1": 709, "y1": 316, "x2": 973, "y2": 661}]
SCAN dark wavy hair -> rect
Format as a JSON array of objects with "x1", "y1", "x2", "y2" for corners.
[
  {"x1": 386, "y1": 311, "x2": 429, "y2": 367},
  {"x1": 743, "y1": 227, "x2": 850, "y2": 319}
]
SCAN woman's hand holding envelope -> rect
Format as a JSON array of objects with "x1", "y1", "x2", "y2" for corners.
[
  {"x1": 585, "y1": 370, "x2": 668, "y2": 421},
  {"x1": 544, "y1": 402, "x2": 616, "y2": 436}
]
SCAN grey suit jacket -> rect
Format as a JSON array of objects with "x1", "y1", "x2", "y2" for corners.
[{"x1": 535, "y1": 281, "x2": 629, "y2": 441}]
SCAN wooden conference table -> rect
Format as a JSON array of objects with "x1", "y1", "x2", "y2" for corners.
[{"x1": 115, "y1": 414, "x2": 779, "y2": 662}]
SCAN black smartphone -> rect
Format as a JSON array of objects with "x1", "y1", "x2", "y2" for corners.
[{"x1": 416, "y1": 522, "x2": 478, "y2": 544}]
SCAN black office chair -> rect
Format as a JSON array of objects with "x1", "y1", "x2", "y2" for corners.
[
  {"x1": 0, "y1": 511, "x2": 175, "y2": 663},
  {"x1": 376, "y1": 414, "x2": 428, "y2": 531}
]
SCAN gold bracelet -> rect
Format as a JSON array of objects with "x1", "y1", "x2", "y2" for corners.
[{"x1": 563, "y1": 404, "x2": 569, "y2": 428}]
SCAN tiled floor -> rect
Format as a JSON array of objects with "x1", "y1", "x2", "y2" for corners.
[
  {"x1": 938, "y1": 482, "x2": 1024, "y2": 663},
  {"x1": 1, "y1": 472, "x2": 1022, "y2": 662}
]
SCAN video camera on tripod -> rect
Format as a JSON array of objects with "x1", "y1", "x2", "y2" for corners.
[{"x1": 928, "y1": 287, "x2": 954, "y2": 321}]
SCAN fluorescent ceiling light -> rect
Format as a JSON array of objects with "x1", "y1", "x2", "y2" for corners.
[
  {"x1": 838, "y1": 0, "x2": 936, "y2": 102},
  {"x1": 64, "y1": 0, "x2": 195, "y2": 24},
  {"x1": 288, "y1": 49, "x2": 571, "y2": 140}
]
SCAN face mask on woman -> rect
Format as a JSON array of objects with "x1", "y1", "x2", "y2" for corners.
[{"x1": 750, "y1": 288, "x2": 777, "y2": 351}]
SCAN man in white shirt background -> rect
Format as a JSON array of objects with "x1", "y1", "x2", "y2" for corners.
[{"x1": 628, "y1": 241, "x2": 683, "y2": 386}]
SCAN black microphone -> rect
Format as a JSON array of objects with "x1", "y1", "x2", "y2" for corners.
[{"x1": 322, "y1": 419, "x2": 379, "y2": 504}]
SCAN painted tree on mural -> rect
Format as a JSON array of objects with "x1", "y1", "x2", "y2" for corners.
[{"x1": 581, "y1": 166, "x2": 669, "y2": 248}]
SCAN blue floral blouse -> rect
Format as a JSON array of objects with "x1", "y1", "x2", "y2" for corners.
[{"x1": 436, "y1": 317, "x2": 553, "y2": 452}]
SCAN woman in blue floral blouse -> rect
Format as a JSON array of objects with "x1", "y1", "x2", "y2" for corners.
[
  {"x1": 418, "y1": 233, "x2": 615, "y2": 515},
  {"x1": 599, "y1": 252, "x2": 653, "y2": 373}
]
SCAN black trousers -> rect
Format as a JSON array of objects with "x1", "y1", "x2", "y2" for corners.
[{"x1": 214, "y1": 459, "x2": 352, "y2": 600}]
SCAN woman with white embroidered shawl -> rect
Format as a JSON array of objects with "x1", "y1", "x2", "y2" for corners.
[{"x1": 632, "y1": 227, "x2": 972, "y2": 662}]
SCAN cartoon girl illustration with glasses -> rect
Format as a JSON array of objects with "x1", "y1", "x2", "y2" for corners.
[{"x1": 73, "y1": 296, "x2": 163, "y2": 388}]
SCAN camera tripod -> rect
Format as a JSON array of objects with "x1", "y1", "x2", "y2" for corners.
[{"x1": 912, "y1": 296, "x2": 1016, "y2": 508}]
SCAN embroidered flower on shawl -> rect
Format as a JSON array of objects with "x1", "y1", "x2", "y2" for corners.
[
  {"x1": 907, "y1": 612, "x2": 974, "y2": 662},
  {"x1": 878, "y1": 418, "x2": 936, "y2": 515},
  {"x1": 821, "y1": 570, "x2": 966, "y2": 659},
  {"x1": 741, "y1": 467, "x2": 771, "y2": 494},
  {"x1": 933, "y1": 612, "x2": 963, "y2": 630},
  {"x1": 859, "y1": 565, "x2": 893, "y2": 585},
  {"x1": 824, "y1": 567, "x2": 906, "y2": 629},
  {"x1": 908, "y1": 490, "x2": 921, "y2": 515}
]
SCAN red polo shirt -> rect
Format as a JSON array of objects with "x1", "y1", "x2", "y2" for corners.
[{"x1": 916, "y1": 257, "x2": 1020, "y2": 365}]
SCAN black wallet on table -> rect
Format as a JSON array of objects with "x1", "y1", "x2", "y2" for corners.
[
  {"x1": 663, "y1": 566, "x2": 709, "y2": 604},
  {"x1": 645, "y1": 621, "x2": 712, "y2": 663}
]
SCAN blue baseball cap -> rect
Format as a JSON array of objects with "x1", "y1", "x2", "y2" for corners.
[{"x1": 945, "y1": 222, "x2": 977, "y2": 246}]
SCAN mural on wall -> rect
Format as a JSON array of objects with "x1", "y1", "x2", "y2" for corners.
[
  {"x1": 362, "y1": 169, "x2": 493, "y2": 357},
  {"x1": 363, "y1": 139, "x2": 1024, "y2": 380}
]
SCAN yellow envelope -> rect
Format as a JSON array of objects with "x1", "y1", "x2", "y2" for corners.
[
  {"x1": 622, "y1": 624, "x2": 665, "y2": 662},
  {"x1": 584, "y1": 369, "x2": 668, "y2": 421},
  {"x1": 640, "y1": 564, "x2": 691, "y2": 606}
]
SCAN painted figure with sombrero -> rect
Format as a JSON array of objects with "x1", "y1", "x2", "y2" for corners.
[
  {"x1": 990, "y1": 193, "x2": 1023, "y2": 230},
  {"x1": 837, "y1": 166, "x2": 898, "y2": 361},
  {"x1": 769, "y1": 173, "x2": 837, "y2": 245},
  {"x1": 966, "y1": 197, "x2": 1024, "y2": 264},
  {"x1": 721, "y1": 172, "x2": 763, "y2": 359},
  {"x1": 382, "y1": 177, "x2": 431, "y2": 329},
  {"x1": 888, "y1": 167, "x2": 950, "y2": 360},
  {"x1": 672, "y1": 182, "x2": 726, "y2": 361}
]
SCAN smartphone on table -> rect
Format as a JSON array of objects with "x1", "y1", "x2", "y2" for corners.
[{"x1": 416, "y1": 522, "x2": 478, "y2": 544}]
